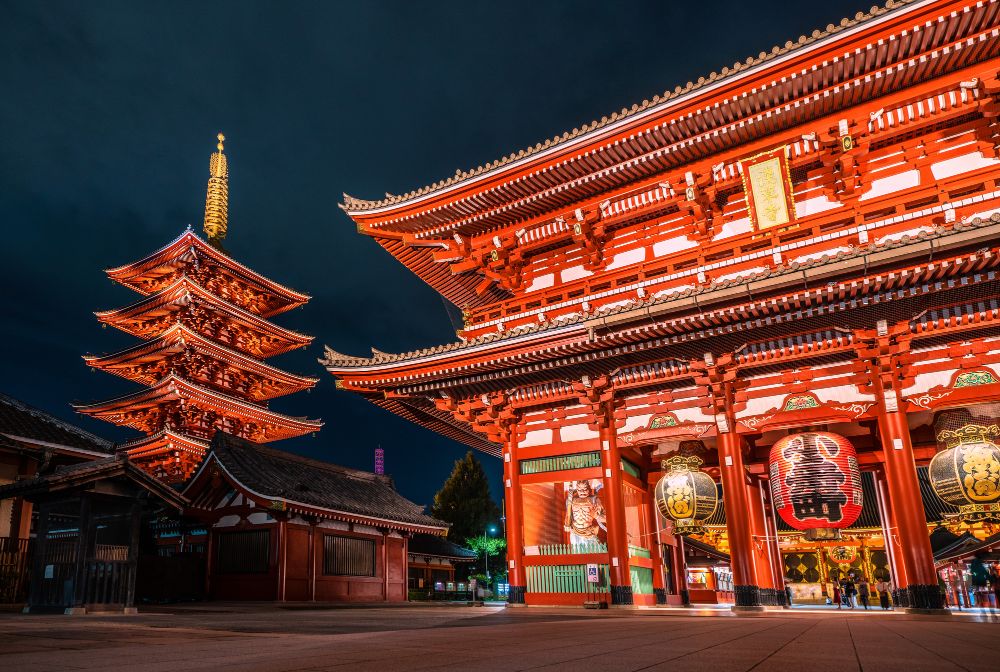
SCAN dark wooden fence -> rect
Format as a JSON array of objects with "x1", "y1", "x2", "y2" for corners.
[{"x1": 0, "y1": 537, "x2": 33, "y2": 603}]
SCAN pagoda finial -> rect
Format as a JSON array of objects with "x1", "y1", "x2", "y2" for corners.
[{"x1": 203, "y1": 132, "x2": 229, "y2": 249}]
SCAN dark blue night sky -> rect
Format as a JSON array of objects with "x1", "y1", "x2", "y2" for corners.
[{"x1": 1, "y1": 0, "x2": 867, "y2": 508}]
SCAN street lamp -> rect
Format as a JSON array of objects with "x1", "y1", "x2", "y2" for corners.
[{"x1": 485, "y1": 525, "x2": 497, "y2": 582}]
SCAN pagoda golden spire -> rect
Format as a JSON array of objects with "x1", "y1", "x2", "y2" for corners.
[{"x1": 203, "y1": 132, "x2": 229, "y2": 248}]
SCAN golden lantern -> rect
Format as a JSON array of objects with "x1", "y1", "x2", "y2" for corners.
[
  {"x1": 929, "y1": 422, "x2": 1000, "y2": 522},
  {"x1": 654, "y1": 455, "x2": 718, "y2": 535}
]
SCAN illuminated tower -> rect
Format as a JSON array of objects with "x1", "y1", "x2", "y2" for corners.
[{"x1": 78, "y1": 135, "x2": 322, "y2": 481}]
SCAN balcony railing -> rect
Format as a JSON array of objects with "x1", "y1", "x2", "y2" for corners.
[{"x1": 527, "y1": 543, "x2": 608, "y2": 556}]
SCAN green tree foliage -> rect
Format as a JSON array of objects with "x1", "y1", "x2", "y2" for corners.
[
  {"x1": 466, "y1": 535, "x2": 506, "y2": 557},
  {"x1": 431, "y1": 450, "x2": 500, "y2": 543}
]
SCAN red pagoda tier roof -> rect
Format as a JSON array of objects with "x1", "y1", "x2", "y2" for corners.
[
  {"x1": 105, "y1": 229, "x2": 310, "y2": 317},
  {"x1": 74, "y1": 374, "x2": 322, "y2": 442},
  {"x1": 120, "y1": 429, "x2": 212, "y2": 482},
  {"x1": 120, "y1": 429, "x2": 210, "y2": 461},
  {"x1": 83, "y1": 323, "x2": 319, "y2": 402},
  {"x1": 120, "y1": 429, "x2": 211, "y2": 481},
  {"x1": 95, "y1": 276, "x2": 313, "y2": 358}
]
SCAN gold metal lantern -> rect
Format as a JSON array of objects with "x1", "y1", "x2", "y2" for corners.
[
  {"x1": 929, "y1": 422, "x2": 1000, "y2": 522},
  {"x1": 654, "y1": 455, "x2": 718, "y2": 535}
]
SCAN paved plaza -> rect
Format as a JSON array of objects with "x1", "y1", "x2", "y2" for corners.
[{"x1": 1, "y1": 604, "x2": 998, "y2": 672}]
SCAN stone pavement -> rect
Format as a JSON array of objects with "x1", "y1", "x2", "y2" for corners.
[{"x1": 1, "y1": 603, "x2": 998, "y2": 672}]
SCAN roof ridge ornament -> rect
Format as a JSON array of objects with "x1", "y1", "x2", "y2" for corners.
[
  {"x1": 203, "y1": 132, "x2": 229, "y2": 250},
  {"x1": 319, "y1": 345, "x2": 372, "y2": 366}
]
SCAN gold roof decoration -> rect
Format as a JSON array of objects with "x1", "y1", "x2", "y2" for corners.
[
  {"x1": 340, "y1": 0, "x2": 915, "y2": 213},
  {"x1": 938, "y1": 423, "x2": 1000, "y2": 449},
  {"x1": 204, "y1": 132, "x2": 229, "y2": 248}
]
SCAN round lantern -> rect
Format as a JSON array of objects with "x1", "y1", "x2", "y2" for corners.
[
  {"x1": 768, "y1": 432, "x2": 862, "y2": 541},
  {"x1": 654, "y1": 455, "x2": 718, "y2": 535},
  {"x1": 929, "y1": 422, "x2": 1000, "y2": 522}
]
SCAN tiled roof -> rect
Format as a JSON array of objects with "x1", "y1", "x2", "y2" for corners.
[
  {"x1": 341, "y1": 0, "x2": 921, "y2": 213},
  {"x1": 205, "y1": 433, "x2": 448, "y2": 531},
  {"x1": 322, "y1": 216, "x2": 1000, "y2": 371},
  {"x1": 682, "y1": 536, "x2": 730, "y2": 563},
  {"x1": 932, "y1": 528, "x2": 1000, "y2": 562},
  {"x1": 0, "y1": 454, "x2": 188, "y2": 510},
  {"x1": 0, "y1": 393, "x2": 113, "y2": 453},
  {"x1": 408, "y1": 533, "x2": 478, "y2": 561}
]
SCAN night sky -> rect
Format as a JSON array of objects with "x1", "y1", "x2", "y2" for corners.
[{"x1": 1, "y1": 0, "x2": 867, "y2": 509}]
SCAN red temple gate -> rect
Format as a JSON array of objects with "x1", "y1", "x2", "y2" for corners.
[{"x1": 325, "y1": 0, "x2": 1000, "y2": 611}]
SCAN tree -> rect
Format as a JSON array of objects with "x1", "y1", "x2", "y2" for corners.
[
  {"x1": 431, "y1": 450, "x2": 500, "y2": 543},
  {"x1": 467, "y1": 535, "x2": 507, "y2": 582}
]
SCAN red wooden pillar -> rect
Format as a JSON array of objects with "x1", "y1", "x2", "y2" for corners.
[
  {"x1": 675, "y1": 535, "x2": 691, "y2": 605},
  {"x1": 644, "y1": 484, "x2": 667, "y2": 604},
  {"x1": 503, "y1": 434, "x2": 526, "y2": 604},
  {"x1": 717, "y1": 430, "x2": 761, "y2": 607},
  {"x1": 762, "y1": 485, "x2": 787, "y2": 604},
  {"x1": 8, "y1": 454, "x2": 36, "y2": 540},
  {"x1": 874, "y1": 468, "x2": 907, "y2": 590},
  {"x1": 401, "y1": 533, "x2": 409, "y2": 601},
  {"x1": 746, "y1": 477, "x2": 778, "y2": 603},
  {"x1": 276, "y1": 518, "x2": 287, "y2": 602},
  {"x1": 307, "y1": 521, "x2": 316, "y2": 602},
  {"x1": 877, "y1": 409, "x2": 942, "y2": 609},
  {"x1": 601, "y1": 423, "x2": 633, "y2": 604},
  {"x1": 382, "y1": 529, "x2": 390, "y2": 601}
]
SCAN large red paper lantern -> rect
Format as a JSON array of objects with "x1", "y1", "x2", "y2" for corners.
[{"x1": 768, "y1": 432, "x2": 862, "y2": 540}]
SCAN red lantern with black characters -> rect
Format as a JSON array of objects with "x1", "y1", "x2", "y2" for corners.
[{"x1": 768, "y1": 432, "x2": 862, "y2": 541}]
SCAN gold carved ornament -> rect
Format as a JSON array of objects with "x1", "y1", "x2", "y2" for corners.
[
  {"x1": 203, "y1": 133, "x2": 229, "y2": 246},
  {"x1": 739, "y1": 146, "x2": 795, "y2": 231}
]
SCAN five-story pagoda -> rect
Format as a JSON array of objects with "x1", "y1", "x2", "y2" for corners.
[{"x1": 78, "y1": 135, "x2": 322, "y2": 481}]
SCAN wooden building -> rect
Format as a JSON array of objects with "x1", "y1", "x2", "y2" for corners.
[
  {"x1": 0, "y1": 393, "x2": 113, "y2": 604},
  {"x1": 0, "y1": 455, "x2": 188, "y2": 614},
  {"x1": 407, "y1": 533, "x2": 478, "y2": 594},
  {"x1": 324, "y1": 0, "x2": 1000, "y2": 611},
  {"x1": 182, "y1": 433, "x2": 448, "y2": 602}
]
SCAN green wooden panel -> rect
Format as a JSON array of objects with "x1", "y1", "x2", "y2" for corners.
[
  {"x1": 630, "y1": 566, "x2": 654, "y2": 595},
  {"x1": 520, "y1": 452, "x2": 602, "y2": 475},
  {"x1": 526, "y1": 564, "x2": 609, "y2": 593},
  {"x1": 620, "y1": 458, "x2": 642, "y2": 479},
  {"x1": 628, "y1": 545, "x2": 651, "y2": 559}
]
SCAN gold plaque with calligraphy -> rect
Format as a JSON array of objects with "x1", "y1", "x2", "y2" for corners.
[{"x1": 740, "y1": 147, "x2": 796, "y2": 231}]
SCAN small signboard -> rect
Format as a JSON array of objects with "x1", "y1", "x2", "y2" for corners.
[{"x1": 586, "y1": 563, "x2": 600, "y2": 584}]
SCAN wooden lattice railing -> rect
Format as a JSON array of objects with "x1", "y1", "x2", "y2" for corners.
[{"x1": 0, "y1": 537, "x2": 33, "y2": 604}]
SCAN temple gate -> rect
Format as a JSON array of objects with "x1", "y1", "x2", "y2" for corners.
[{"x1": 325, "y1": 0, "x2": 1000, "y2": 611}]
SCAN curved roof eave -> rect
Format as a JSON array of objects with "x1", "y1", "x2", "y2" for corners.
[{"x1": 341, "y1": 0, "x2": 936, "y2": 218}]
